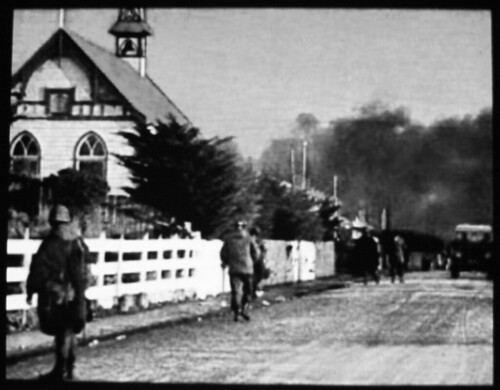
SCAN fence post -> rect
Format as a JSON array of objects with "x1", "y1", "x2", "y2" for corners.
[
  {"x1": 116, "y1": 234, "x2": 124, "y2": 301},
  {"x1": 297, "y1": 241, "x2": 304, "y2": 283},
  {"x1": 222, "y1": 267, "x2": 225, "y2": 294}
]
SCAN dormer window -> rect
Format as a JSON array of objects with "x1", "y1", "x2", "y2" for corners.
[{"x1": 45, "y1": 88, "x2": 74, "y2": 116}]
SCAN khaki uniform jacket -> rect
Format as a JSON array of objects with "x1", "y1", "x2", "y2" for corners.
[
  {"x1": 220, "y1": 229, "x2": 260, "y2": 274},
  {"x1": 27, "y1": 224, "x2": 90, "y2": 335}
]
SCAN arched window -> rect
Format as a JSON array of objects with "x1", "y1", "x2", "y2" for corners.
[
  {"x1": 75, "y1": 132, "x2": 107, "y2": 179},
  {"x1": 10, "y1": 132, "x2": 41, "y2": 178}
]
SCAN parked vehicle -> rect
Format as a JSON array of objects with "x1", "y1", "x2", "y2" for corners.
[{"x1": 446, "y1": 224, "x2": 492, "y2": 279}]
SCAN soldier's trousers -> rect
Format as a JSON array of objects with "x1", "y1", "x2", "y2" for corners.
[
  {"x1": 388, "y1": 259, "x2": 405, "y2": 283},
  {"x1": 229, "y1": 273, "x2": 253, "y2": 313},
  {"x1": 363, "y1": 268, "x2": 380, "y2": 285},
  {"x1": 53, "y1": 327, "x2": 77, "y2": 378},
  {"x1": 252, "y1": 261, "x2": 265, "y2": 298}
]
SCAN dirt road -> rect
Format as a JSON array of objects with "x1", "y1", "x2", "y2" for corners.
[{"x1": 6, "y1": 272, "x2": 493, "y2": 384}]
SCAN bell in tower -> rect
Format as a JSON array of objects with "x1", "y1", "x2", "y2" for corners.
[
  {"x1": 109, "y1": 8, "x2": 153, "y2": 76},
  {"x1": 119, "y1": 38, "x2": 139, "y2": 56}
]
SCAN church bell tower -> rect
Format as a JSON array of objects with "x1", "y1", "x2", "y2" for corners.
[{"x1": 109, "y1": 8, "x2": 153, "y2": 77}]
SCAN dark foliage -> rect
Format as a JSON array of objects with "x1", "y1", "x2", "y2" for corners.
[
  {"x1": 9, "y1": 173, "x2": 42, "y2": 217},
  {"x1": 386, "y1": 229, "x2": 445, "y2": 253},
  {"x1": 43, "y1": 168, "x2": 110, "y2": 217},
  {"x1": 115, "y1": 117, "x2": 259, "y2": 238},
  {"x1": 319, "y1": 199, "x2": 342, "y2": 240},
  {"x1": 252, "y1": 175, "x2": 325, "y2": 241},
  {"x1": 259, "y1": 103, "x2": 492, "y2": 239}
]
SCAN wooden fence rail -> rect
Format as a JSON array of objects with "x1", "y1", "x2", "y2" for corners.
[{"x1": 6, "y1": 234, "x2": 333, "y2": 312}]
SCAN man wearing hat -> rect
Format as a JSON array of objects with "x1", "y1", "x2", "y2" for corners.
[
  {"x1": 249, "y1": 226, "x2": 269, "y2": 299},
  {"x1": 220, "y1": 220, "x2": 260, "y2": 321},
  {"x1": 351, "y1": 219, "x2": 381, "y2": 285},
  {"x1": 26, "y1": 204, "x2": 91, "y2": 381}
]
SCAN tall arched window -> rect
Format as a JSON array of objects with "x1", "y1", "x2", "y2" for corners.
[
  {"x1": 75, "y1": 132, "x2": 107, "y2": 179},
  {"x1": 10, "y1": 132, "x2": 41, "y2": 178}
]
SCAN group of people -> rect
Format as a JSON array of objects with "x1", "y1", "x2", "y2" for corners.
[
  {"x1": 26, "y1": 204, "x2": 412, "y2": 381},
  {"x1": 350, "y1": 222, "x2": 407, "y2": 285},
  {"x1": 25, "y1": 207, "x2": 271, "y2": 381},
  {"x1": 220, "y1": 220, "x2": 270, "y2": 322}
]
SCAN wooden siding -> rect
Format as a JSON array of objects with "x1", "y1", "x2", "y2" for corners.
[
  {"x1": 17, "y1": 54, "x2": 132, "y2": 119},
  {"x1": 10, "y1": 119, "x2": 137, "y2": 196},
  {"x1": 23, "y1": 56, "x2": 124, "y2": 113}
]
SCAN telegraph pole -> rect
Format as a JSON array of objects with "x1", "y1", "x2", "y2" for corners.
[
  {"x1": 290, "y1": 148, "x2": 296, "y2": 189},
  {"x1": 332, "y1": 174, "x2": 339, "y2": 276},
  {"x1": 333, "y1": 175, "x2": 338, "y2": 204},
  {"x1": 302, "y1": 139, "x2": 307, "y2": 190}
]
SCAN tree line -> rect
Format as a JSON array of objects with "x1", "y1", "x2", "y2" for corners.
[
  {"x1": 9, "y1": 104, "x2": 491, "y2": 242},
  {"x1": 260, "y1": 103, "x2": 492, "y2": 239}
]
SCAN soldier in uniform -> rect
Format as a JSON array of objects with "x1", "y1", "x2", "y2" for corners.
[
  {"x1": 220, "y1": 220, "x2": 260, "y2": 321},
  {"x1": 26, "y1": 205, "x2": 91, "y2": 381},
  {"x1": 352, "y1": 222, "x2": 381, "y2": 285},
  {"x1": 385, "y1": 234, "x2": 407, "y2": 283},
  {"x1": 447, "y1": 231, "x2": 467, "y2": 279},
  {"x1": 249, "y1": 226, "x2": 268, "y2": 299}
]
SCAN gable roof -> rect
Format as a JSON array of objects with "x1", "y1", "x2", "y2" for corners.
[{"x1": 12, "y1": 28, "x2": 191, "y2": 126}]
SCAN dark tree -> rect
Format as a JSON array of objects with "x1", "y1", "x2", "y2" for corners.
[
  {"x1": 258, "y1": 102, "x2": 492, "y2": 239},
  {"x1": 253, "y1": 175, "x2": 325, "y2": 241},
  {"x1": 9, "y1": 173, "x2": 42, "y2": 217},
  {"x1": 43, "y1": 168, "x2": 110, "y2": 218},
  {"x1": 115, "y1": 117, "x2": 258, "y2": 238}
]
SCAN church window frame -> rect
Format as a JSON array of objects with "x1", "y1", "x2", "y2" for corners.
[
  {"x1": 10, "y1": 131, "x2": 41, "y2": 178},
  {"x1": 74, "y1": 132, "x2": 108, "y2": 179}
]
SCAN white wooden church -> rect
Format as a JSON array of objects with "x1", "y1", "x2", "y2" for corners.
[{"x1": 10, "y1": 8, "x2": 190, "y2": 205}]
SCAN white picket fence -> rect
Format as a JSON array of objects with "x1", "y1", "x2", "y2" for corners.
[{"x1": 6, "y1": 234, "x2": 318, "y2": 312}]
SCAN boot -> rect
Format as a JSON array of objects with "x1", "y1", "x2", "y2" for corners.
[
  {"x1": 65, "y1": 355, "x2": 76, "y2": 380},
  {"x1": 240, "y1": 304, "x2": 250, "y2": 321},
  {"x1": 240, "y1": 310, "x2": 250, "y2": 321}
]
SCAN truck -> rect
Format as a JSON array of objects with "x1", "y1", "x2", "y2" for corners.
[{"x1": 446, "y1": 224, "x2": 492, "y2": 279}]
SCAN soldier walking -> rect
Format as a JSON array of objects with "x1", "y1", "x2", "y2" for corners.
[
  {"x1": 249, "y1": 226, "x2": 269, "y2": 299},
  {"x1": 220, "y1": 220, "x2": 260, "y2": 321},
  {"x1": 352, "y1": 221, "x2": 381, "y2": 285},
  {"x1": 26, "y1": 205, "x2": 91, "y2": 381},
  {"x1": 447, "y1": 231, "x2": 467, "y2": 279},
  {"x1": 385, "y1": 233, "x2": 406, "y2": 283}
]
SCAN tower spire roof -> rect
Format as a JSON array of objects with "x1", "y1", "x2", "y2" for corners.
[
  {"x1": 109, "y1": 8, "x2": 153, "y2": 37},
  {"x1": 58, "y1": 9, "x2": 65, "y2": 28}
]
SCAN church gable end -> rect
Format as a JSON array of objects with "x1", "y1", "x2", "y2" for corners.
[{"x1": 12, "y1": 29, "x2": 139, "y2": 121}]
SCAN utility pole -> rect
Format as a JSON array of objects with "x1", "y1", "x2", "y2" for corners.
[
  {"x1": 302, "y1": 139, "x2": 308, "y2": 190},
  {"x1": 332, "y1": 174, "x2": 340, "y2": 239},
  {"x1": 333, "y1": 175, "x2": 338, "y2": 204},
  {"x1": 381, "y1": 205, "x2": 391, "y2": 231},
  {"x1": 290, "y1": 148, "x2": 296, "y2": 189},
  {"x1": 332, "y1": 174, "x2": 339, "y2": 276}
]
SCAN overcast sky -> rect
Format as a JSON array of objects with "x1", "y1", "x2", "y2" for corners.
[{"x1": 12, "y1": 9, "x2": 492, "y2": 158}]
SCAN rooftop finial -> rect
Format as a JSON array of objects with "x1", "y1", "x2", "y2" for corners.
[{"x1": 58, "y1": 9, "x2": 65, "y2": 29}]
